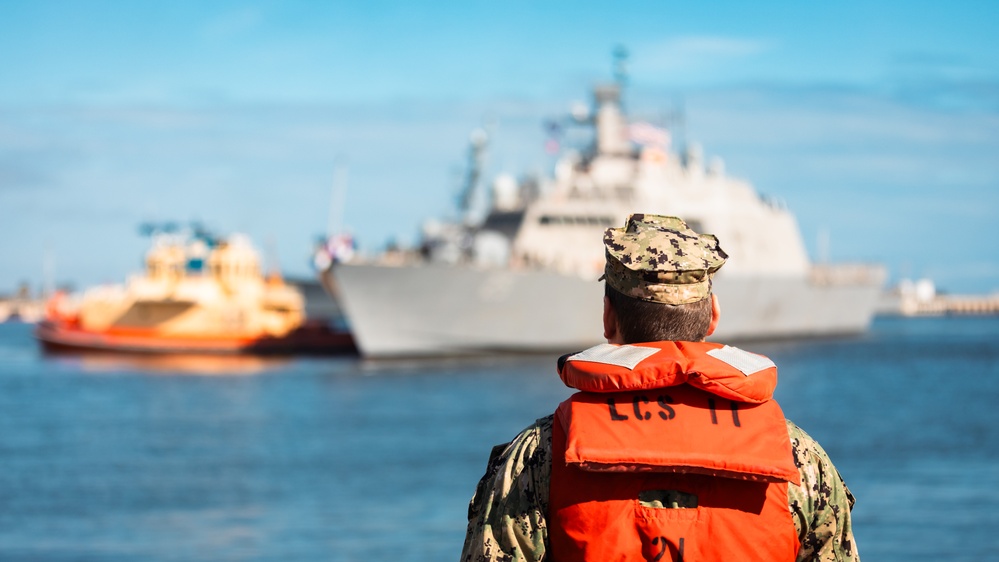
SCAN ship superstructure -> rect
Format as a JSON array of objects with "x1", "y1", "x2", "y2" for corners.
[{"x1": 323, "y1": 64, "x2": 885, "y2": 357}]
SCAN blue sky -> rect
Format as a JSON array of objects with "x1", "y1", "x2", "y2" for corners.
[{"x1": 1, "y1": 0, "x2": 997, "y2": 294}]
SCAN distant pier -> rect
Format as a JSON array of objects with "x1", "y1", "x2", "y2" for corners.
[
  {"x1": 898, "y1": 294, "x2": 999, "y2": 316},
  {"x1": 879, "y1": 278, "x2": 999, "y2": 317}
]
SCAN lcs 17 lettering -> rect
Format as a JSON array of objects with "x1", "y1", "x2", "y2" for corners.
[{"x1": 607, "y1": 395, "x2": 676, "y2": 421}]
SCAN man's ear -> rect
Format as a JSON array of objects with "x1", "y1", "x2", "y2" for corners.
[
  {"x1": 706, "y1": 294, "x2": 720, "y2": 337},
  {"x1": 603, "y1": 296, "x2": 620, "y2": 343}
]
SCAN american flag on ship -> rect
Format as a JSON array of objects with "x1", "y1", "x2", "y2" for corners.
[{"x1": 628, "y1": 121, "x2": 671, "y2": 148}]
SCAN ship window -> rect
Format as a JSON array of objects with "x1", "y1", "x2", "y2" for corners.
[{"x1": 540, "y1": 215, "x2": 615, "y2": 227}]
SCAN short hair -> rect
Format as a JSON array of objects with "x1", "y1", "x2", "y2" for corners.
[{"x1": 605, "y1": 283, "x2": 713, "y2": 343}]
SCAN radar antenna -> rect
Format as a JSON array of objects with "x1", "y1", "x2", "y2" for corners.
[
  {"x1": 457, "y1": 128, "x2": 488, "y2": 217},
  {"x1": 613, "y1": 45, "x2": 629, "y2": 88}
]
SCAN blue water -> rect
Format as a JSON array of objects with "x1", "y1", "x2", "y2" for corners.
[{"x1": 0, "y1": 316, "x2": 997, "y2": 561}]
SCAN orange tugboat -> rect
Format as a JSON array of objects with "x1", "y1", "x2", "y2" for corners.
[{"x1": 36, "y1": 226, "x2": 354, "y2": 355}]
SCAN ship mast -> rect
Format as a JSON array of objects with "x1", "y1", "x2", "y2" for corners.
[
  {"x1": 594, "y1": 46, "x2": 631, "y2": 157},
  {"x1": 457, "y1": 128, "x2": 488, "y2": 221},
  {"x1": 613, "y1": 44, "x2": 628, "y2": 94}
]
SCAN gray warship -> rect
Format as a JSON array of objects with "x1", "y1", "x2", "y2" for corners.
[{"x1": 320, "y1": 68, "x2": 885, "y2": 358}]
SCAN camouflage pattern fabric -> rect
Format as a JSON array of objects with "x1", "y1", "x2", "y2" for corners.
[
  {"x1": 602, "y1": 214, "x2": 728, "y2": 305},
  {"x1": 461, "y1": 416, "x2": 859, "y2": 562}
]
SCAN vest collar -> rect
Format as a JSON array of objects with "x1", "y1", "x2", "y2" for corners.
[{"x1": 557, "y1": 341, "x2": 778, "y2": 404}]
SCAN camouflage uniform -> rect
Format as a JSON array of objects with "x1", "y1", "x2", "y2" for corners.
[{"x1": 460, "y1": 215, "x2": 860, "y2": 562}]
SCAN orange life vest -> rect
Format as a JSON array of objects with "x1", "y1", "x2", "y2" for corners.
[{"x1": 549, "y1": 341, "x2": 800, "y2": 562}]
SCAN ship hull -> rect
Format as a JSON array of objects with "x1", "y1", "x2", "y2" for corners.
[
  {"x1": 35, "y1": 319, "x2": 355, "y2": 355},
  {"x1": 329, "y1": 263, "x2": 884, "y2": 358}
]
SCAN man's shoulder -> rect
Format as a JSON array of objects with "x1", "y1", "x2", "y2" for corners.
[
  {"x1": 785, "y1": 418, "x2": 857, "y2": 537},
  {"x1": 481, "y1": 415, "x2": 555, "y2": 476},
  {"x1": 784, "y1": 419, "x2": 860, "y2": 560},
  {"x1": 463, "y1": 415, "x2": 555, "y2": 562},
  {"x1": 785, "y1": 418, "x2": 856, "y2": 505},
  {"x1": 786, "y1": 418, "x2": 822, "y2": 470}
]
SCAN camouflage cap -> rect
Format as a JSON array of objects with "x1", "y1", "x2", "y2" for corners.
[{"x1": 602, "y1": 214, "x2": 728, "y2": 304}]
